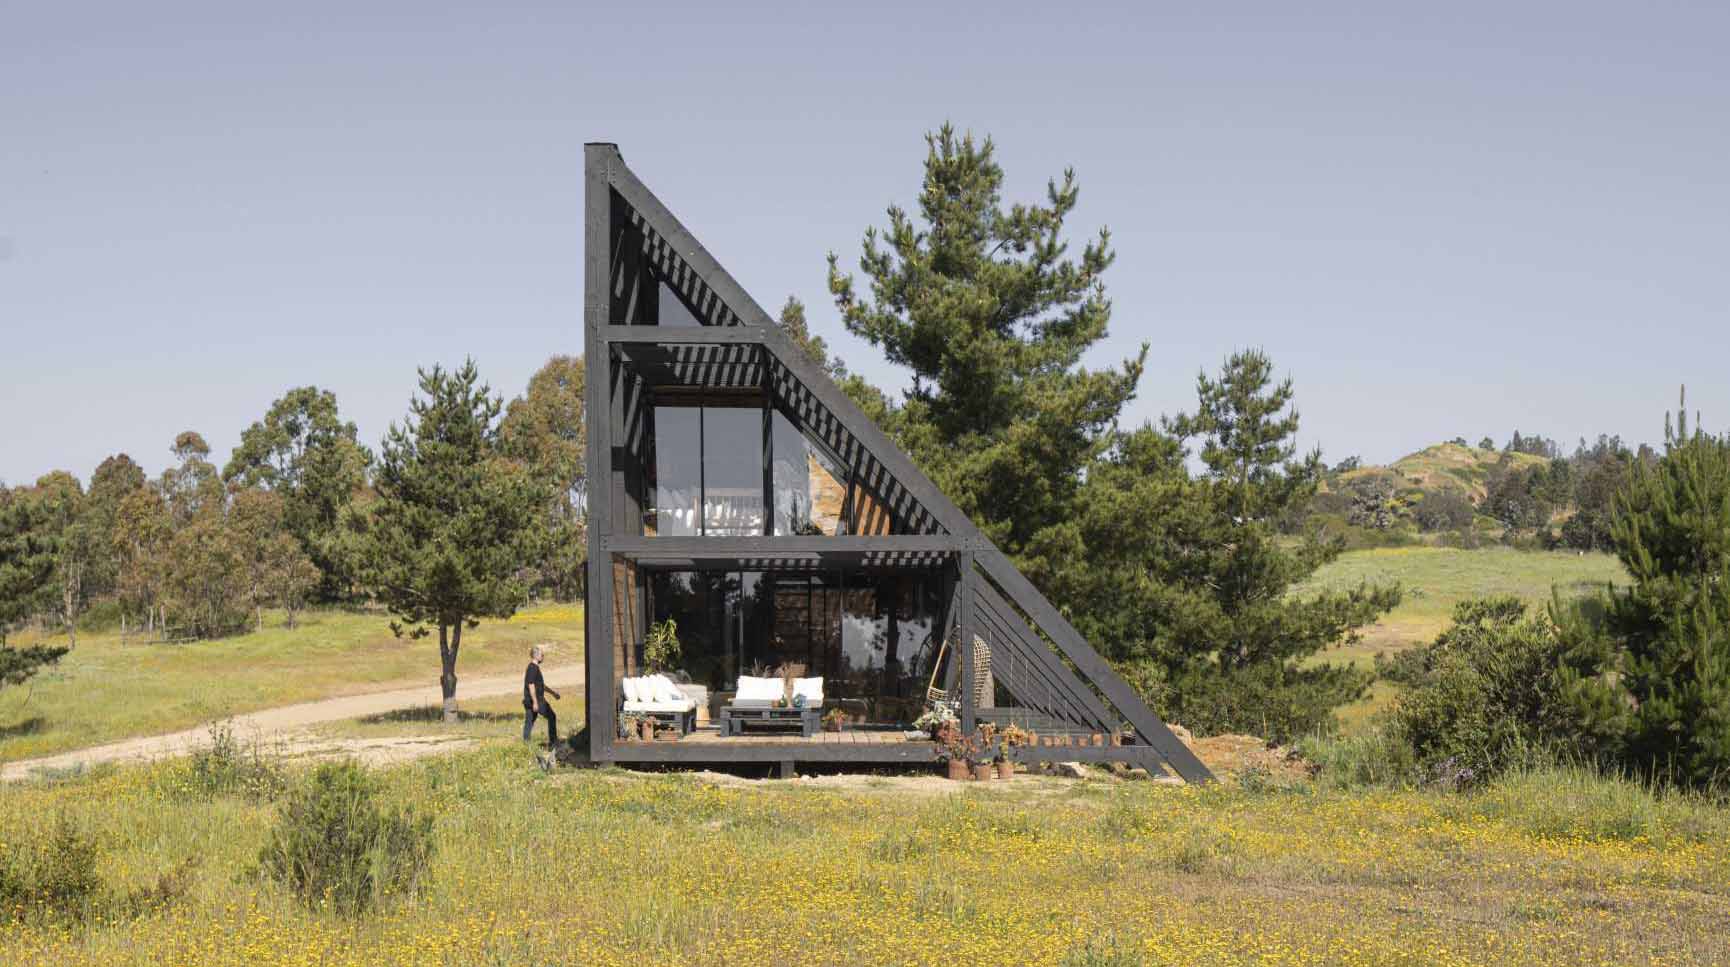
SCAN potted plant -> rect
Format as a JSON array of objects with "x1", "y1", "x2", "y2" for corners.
[
  {"x1": 937, "y1": 727, "x2": 974, "y2": 780},
  {"x1": 997, "y1": 725, "x2": 1029, "y2": 779},
  {"x1": 952, "y1": 731, "x2": 993, "y2": 780},
  {"x1": 913, "y1": 702, "x2": 960, "y2": 744},
  {"x1": 822, "y1": 708, "x2": 845, "y2": 733},
  {"x1": 643, "y1": 617, "x2": 681, "y2": 673},
  {"x1": 619, "y1": 712, "x2": 643, "y2": 741}
]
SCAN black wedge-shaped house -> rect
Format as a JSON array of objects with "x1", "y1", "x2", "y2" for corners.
[{"x1": 582, "y1": 143, "x2": 1211, "y2": 782}]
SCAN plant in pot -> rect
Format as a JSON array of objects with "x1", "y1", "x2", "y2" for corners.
[
  {"x1": 913, "y1": 702, "x2": 960, "y2": 745},
  {"x1": 643, "y1": 618, "x2": 681, "y2": 674},
  {"x1": 950, "y1": 731, "x2": 993, "y2": 781},
  {"x1": 822, "y1": 707, "x2": 845, "y2": 733},
  {"x1": 619, "y1": 712, "x2": 644, "y2": 741},
  {"x1": 997, "y1": 725, "x2": 1030, "y2": 779},
  {"x1": 938, "y1": 729, "x2": 974, "y2": 780}
]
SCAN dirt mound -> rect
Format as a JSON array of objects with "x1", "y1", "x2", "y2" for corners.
[{"x1": 1169, "y1": 724, "x2": 1314, "y2": 783}]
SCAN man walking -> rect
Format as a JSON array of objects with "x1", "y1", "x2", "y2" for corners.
[{"x1": 522, "y1": 644, "x2": 560, "y2": 749}]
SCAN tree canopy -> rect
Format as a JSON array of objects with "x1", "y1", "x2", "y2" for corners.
[
  {"x1": 368, "y1": 360, "x2": 545, "y2": 720},
  {"x1": 225, "y1": 387, "x2": 372, "y2": 598},
  {"x1": 830, "y1": 126, "x2": 1397, "y2": 739}
]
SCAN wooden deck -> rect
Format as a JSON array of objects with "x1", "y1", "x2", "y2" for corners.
[
  {"x1": 674, "y1": 727, "x2": 921, "y2": 746},
  {"x1": 607, "y1": 727, "x2": 940, "y2": 767}
]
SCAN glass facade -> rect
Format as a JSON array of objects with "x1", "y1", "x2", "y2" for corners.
[
  {"x1": 646, "y1": 568, "x2": 946, "y2": 726},
  {"x1": 644, "y1": 393, "x2": 865, "y2": 537},
  {"x1": 703, "y1": 406, "x2": 764, "y2": 535},
  {"x1": 651, "y1": 406, "x2": 701, "y2": 535},
  {"x1": 771, "y1": 410, "x2": 848, "y2": 536}
]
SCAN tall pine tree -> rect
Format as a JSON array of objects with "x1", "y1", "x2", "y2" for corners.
[
  {"x1": 830, "y1": 128, "x2": 1397, "y2": 739},
  {"x1": 1559, "y1": 391, "x2": 1730, "y2": 785},
  {"x1": 828, "y1": 124, "x2": 1141, "y2": 556},
  {"x1": 368, "y1": 361, "x2": 545, "y2": 721}
]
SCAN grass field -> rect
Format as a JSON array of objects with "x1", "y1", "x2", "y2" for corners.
[
  {"x1": 2, "y1": 744, "x2": 1727, "y2": 966},
  {"x1": 1301, "y1": 546, "x2": 1626, "y2": 666},
  {"x1": 1297, "y1": 547, "x2": 1626, "y2": 730},
  {"x1": 0, "y1": 603, "x2": 583, "y2": 763}
]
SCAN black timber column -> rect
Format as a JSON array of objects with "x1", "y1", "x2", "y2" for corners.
[
  {"x1": 958, "y1": 551, "x2": 976, "y2": 733},
  {"x1": 584, "y1": 143, "x2": 616, "y2": 761}
]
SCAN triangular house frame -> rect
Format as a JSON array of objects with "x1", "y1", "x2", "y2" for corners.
[{"x1": 583, "y1": 143, "x2": 1211, "y2": 782}]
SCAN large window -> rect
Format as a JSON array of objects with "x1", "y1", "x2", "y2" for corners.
[
  {"x1": 645, "y1": 393, "x2": 862, "y2": 537},
  {"x1": 772, "y1": 411, "x2": 849, "y2": 536},
  {"x1": 651, "y1": 406, "x2": 701, "y2": 535},
  {"x1": 646, "y1": 568, "x2": 946, "y2": 726},
  {"x1": 703, "y1": 406, "x2": 764, "y2": 535}
]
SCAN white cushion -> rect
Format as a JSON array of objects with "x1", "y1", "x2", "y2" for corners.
[
  {"x1": 793, "y1": 677, "x2": 824, "y2": 705},
  {"x1": 624, "y1": 699, "x2": 693, "y2": 713},
  {"x1": 735, "y1": 676, "x2": 782, "y2": 703},
  {"x1": 653, "y1": 675, "x2": 683, "y2": 703},
  {"x1": 622, "y1": 677, "x2": 642, "y2": 703}
]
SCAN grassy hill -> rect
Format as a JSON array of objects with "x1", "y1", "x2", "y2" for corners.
[{"x1": 1337, "y1": 442, "x2": 1549, "y2": 504}]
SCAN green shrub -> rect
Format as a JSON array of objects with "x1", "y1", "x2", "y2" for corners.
[
  {"x1": 179, "y1": 719, "x2": 287, "y2": 801},
  {"x1": 0, "y1": 816, "x2": 104, "y2": 923},
  {"x1": 259, "y1": 760, "x2": 435, "y2": 916},
  {"x1": 1171, "y1": 660, "x2": 1372, "y2": 744},
  {"x1": 1061, "y1": 933, "x2": 1142, "y2": 967},
  {"x1": 1390, "y1": 597, "x2": 1568, "y2": 780}
]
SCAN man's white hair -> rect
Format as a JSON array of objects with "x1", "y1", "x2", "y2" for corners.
[{"x1": 530, "y1": 644, "x2": 546, "y2": 660}]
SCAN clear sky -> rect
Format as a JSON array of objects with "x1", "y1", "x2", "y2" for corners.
[{"x1": 3, "y1": 1, "x2": 1727, "y2": 485}]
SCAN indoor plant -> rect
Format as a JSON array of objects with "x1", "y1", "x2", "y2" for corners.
[{"x1": 643, "y1": 618, "x2": 681, "y2": 673}]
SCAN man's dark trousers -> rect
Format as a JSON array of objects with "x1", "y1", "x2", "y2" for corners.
[{"x1": 523, "y1": 703, "x2": 557, "y2": 748}]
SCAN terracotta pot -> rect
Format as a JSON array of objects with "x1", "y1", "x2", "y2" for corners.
[
  {"x1": 972, "y1": 761, "x2": 994, "y2": 781},
  {"x1": 638, "y1": 720, "x2": 655, "y2": 741},
  {"x1": 1091, "y1": 733, "x2": 1104, "y2": 747},
  {"x1": 996, "y1": 759, "x2": 1015, "y2": 780},
  {"x1": 946, "y1": 759, "x2": 971, "y2": 781}
]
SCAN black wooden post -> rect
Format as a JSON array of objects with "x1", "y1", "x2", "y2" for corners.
[
  {"x1": 958, "y1": 551, "x2": 976, "y2": 734},
  {"x1": 584, "y1": 143, "x2": 616, "y2": 762}
]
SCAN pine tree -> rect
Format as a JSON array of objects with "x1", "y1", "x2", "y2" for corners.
[
  {"x1": 828, "y1": 123, "x2": 1141, "y2": 555},
  {"x1": 1066, "y1": 351, "x2": 1398, "y2": 740},
  {"x1": 829, "y1": 127, "x2": 1397, "y2": 739},
  {"x1": 1, "y1": 482, "x2": 75, "y2": 700},
  {"x1": 1565, "y1": 390, "x2": 1730, "y2": 785},
  {"x1": 368, "y1": 360, "x2": 546, "y2": 721}
]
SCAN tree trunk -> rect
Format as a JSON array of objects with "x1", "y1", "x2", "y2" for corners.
[{"x1": 439, "y1": 622, "x2": 462, "y2": 722}]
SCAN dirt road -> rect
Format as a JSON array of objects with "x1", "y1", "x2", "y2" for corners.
[{"x1": 1, "y1": 662, "x2": 585, "y2": 781}]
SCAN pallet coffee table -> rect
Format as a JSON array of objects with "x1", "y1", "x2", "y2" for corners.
[{"x1": 719, "y1": 704, "x2": 821, "y2": 738}]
